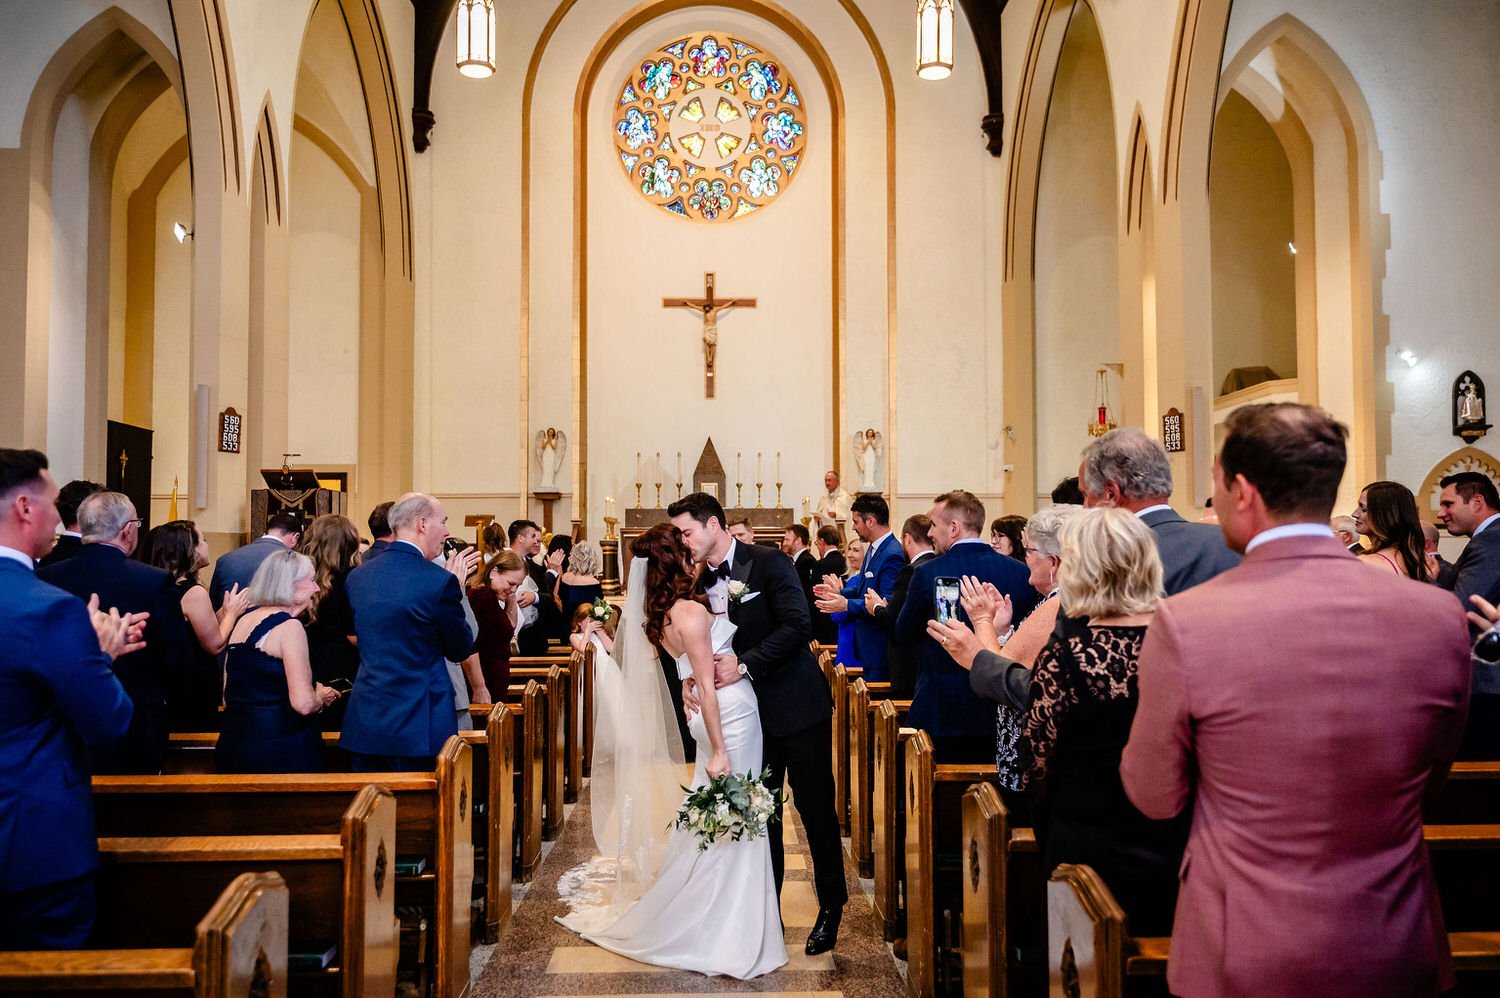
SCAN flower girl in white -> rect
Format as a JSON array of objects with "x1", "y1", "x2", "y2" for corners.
[{"x1": 556, "y1": 524, "x2": 787, "y2": 979}]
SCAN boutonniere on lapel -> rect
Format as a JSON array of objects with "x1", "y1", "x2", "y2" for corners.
[{"x1": 727, "y1": 580, "x2": 754, "y2": 605}]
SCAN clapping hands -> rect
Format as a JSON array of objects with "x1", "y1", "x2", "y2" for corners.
[
  {"x1": 220, "y1": 583, "x2": 250, "y2": 620},
  {"x1": 445, "y1": 545, "x2": 481, "y2": 582},
  {"x1": 88, "y1": 594, "x2": 148, "y2": 661},
  {"x1": 959, "y1": 576, "x2": 1012, "y2": 631}
]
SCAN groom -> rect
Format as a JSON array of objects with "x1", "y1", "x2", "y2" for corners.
[{"x1": 669, "y1": 493, "x2": 848, "y2": 955}]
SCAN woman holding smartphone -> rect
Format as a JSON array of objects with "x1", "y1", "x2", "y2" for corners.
[{"x1": 217, "y1": 550, "x2": 341, "y2": 773}]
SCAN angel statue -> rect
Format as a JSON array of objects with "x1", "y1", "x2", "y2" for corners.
[
  {"x1": 535, "y1": 427, "x2": 568, "y2": 492},
  {"x1": 851, "y1": 428, "x2": 883, "y2": 493}
]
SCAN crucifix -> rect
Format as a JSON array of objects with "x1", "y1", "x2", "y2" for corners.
[{"x1": 663, "y1": 272, "x2": 756, "y2": 398}]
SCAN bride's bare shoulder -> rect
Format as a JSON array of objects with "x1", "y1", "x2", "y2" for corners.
[{"x1": 665, "y1": 598, "x2": 710, "y2": 634}]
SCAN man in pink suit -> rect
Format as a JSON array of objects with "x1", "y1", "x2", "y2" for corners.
[{"x1": 1121, "y1": 403, "x2": 1471, "y2": 997}]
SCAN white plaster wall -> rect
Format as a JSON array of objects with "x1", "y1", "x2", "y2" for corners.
[
  {"x1": 287, "y1": 133, "x2": 361, "y2": 465},
  {"x1": 1223, "y1": 0, "x2": 1500, "y2": 495},
  {"x1": 1209, "y1": 89, "x2": 1296, "y2": 390},
  {"x1": 1033, "y1": 6, "x2": 1119, "y2": 496},
  {"x1": 415, "y1": 0, "x2": 990, "y2": 537},
  {"x1": 46, "y1": 96, "x2": 93, "y2": 482},
  {"x1": 151, "y1": 163, "x2": 193, "y2": 496},
  {"x1": 585, "y1": 11, "x2": 833, "y2": 533},
  {"x1": 0, "y1": 0, "x2": 176, "y2": 148}
]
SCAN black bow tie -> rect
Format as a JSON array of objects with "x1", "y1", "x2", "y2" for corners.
[{"x1": 709, "y1": 562, "x2": 732, "y2": 581}]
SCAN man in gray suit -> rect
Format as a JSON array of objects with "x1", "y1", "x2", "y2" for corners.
[
  {"x1": 1079, "y1": 427, "x2": 1240, "y2": 595},
  {"x1": 208, "y1": 512, "x2": 301, "y2": 609},
  {"x1": 1437, "y1": 470, "x2": 1500, "y2": 757}
]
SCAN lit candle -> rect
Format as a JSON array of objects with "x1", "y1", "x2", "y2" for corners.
[
  {"x1": 635, "y1": 452, "x2": 642, "y2": 482},
  {"x1": 736, "y1": 452, "x2": 742, "y2": 483},
  {"x1": 676, "y1": 452, "x2": 682, "y2": 482},
  {"x1": 655, "y1": 452, "x2": 662, "y2": 485},
  {"x1": 776, "y1": 451, "x2": 781, "y2": 482},
  {"x1": 757, "y1": 451, "x2": 763, "y2": 483}
]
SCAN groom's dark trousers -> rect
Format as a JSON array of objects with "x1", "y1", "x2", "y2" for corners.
[{"x1": 721, "y1": 541, "x2": 848, "y2": 910}]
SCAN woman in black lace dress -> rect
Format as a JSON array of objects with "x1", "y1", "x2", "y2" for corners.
[{"x1": 1019, "y1": 507, "x2": 1189, "y2": 936}]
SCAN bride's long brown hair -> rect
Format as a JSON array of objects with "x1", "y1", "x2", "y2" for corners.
[{"x1": 630, "y1": 523, "x2": 708, "y2": 646}]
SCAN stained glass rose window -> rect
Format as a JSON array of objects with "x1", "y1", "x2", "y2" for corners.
[{"x1": 612, "y1": 32, "x2": 808, "y2": 223}]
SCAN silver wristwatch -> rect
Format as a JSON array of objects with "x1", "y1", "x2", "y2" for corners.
[{"x1": 737, "y1": 661, "x2": 751, "y2": 679}]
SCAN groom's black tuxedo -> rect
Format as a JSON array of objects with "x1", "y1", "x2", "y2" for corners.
[
  {"x1": 707, "y1": 539, "x2": 847, "y2": 911},
  {"x1": 724, "y1": 540, "x2": 832, "y2": 737}
]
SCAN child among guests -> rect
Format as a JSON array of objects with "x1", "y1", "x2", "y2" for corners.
[{"x1": 568, "y1": 601, "x2": 617, "y2": 655}]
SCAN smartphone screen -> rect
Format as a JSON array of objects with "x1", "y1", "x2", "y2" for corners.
[{"x1": 934, "y1": 577, "x2": 960, "y2": 624}]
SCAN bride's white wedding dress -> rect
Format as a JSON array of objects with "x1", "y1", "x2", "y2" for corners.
[{"x1": 557, "y1": 612, "x2": 788, "y2": 979}]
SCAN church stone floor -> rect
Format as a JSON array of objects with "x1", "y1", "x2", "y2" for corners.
[{"x1": 471, "y1": 782, "x2": 908, "y2": 996}]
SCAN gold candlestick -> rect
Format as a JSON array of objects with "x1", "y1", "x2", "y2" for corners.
[
  {"x1": 676, "y1": 479, "x2": 683, "y2": 499},
  {"x1": 634, "y1": 483, "x2": 642, "y2": 508},
  {"x1": 756, "y1": 484, "x2": 764, "y2": 508},
  {"x1": 775, "y1": 482, "x2": 783, "y2": 507},
  {"x1": 655, "y1": 483, "x2": 662, "y2": 508},
  {"x1": 736, "y1": 481, "x2": 744, "y2": 508}
]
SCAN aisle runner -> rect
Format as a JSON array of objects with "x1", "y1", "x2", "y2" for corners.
[{"x1": 473, "y1": 785, "x2": 906, "y2": 996}]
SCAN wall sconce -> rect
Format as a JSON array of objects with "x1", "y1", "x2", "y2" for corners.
[
  {"x1": 456, "y1": 0, "x2": 496, "y2": 79},
  {"x1": 172, "y1": 222, "x2": 193, "y2": 243},
  {"x1": 916, "y1": 0, "x2": 955, "y2": 81}
]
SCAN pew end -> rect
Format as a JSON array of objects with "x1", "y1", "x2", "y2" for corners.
[{"x1": 0, "y1": 872, "x2": 290, "y2": 997}]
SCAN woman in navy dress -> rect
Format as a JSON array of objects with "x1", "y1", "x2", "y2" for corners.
[
  {"x1": 555, "y1": 540, "x2": 605, "y2": 620},
  {"x1": 217, "y1": 550, "x2": 341, "y2": 773}
]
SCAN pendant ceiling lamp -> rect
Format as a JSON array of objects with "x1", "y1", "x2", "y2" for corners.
[
  {"x1": 456, "y1": 0, "x2": 496, "y2": 79},
  {"x1": 1089, "y1": 367, "x2": 1118, "y2": 438},
  {"x1": 917, "y1": 0, "x2": 955, "y2": 81}
]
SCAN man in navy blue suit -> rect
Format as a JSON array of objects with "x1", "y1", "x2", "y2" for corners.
[
  {"x1": 341, "y1": 492, "x2": 479, "y2": 772},
  {"x1": 813, "y1": 493, "x2": 906, "y2": 681},
  {"x1": 0, "y1": 449, "x2": 139, "y2": 949},
  {"x1": 208, "y1": 512, "x2": 301, "y2": 609},
  {"x1": 39, "y1": 491, "x2": 193, "y2": 775},
  {"x1": 897, "y1": 490, "x2": 1037, "y2": 762}
]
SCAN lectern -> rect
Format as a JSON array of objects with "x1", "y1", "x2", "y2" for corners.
[{"x1": 250, "y1": 467, "x2": 346, "y2": 536}]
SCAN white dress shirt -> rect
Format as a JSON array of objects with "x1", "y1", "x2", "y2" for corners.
[{"x1": 1245, "y1": 522, "x2": 1335, "y2": 553}]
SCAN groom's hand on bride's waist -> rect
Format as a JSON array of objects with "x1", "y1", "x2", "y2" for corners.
[{"x1": 711, "y1": 653, "x2": 744, "y2": 689}]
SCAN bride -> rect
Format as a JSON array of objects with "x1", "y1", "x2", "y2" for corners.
[{"x1": 556, "y1": 523, "x2": 788, "y2": 979}]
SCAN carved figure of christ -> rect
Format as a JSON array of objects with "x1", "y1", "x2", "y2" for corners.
[{"x1": 663, "y1": 272, "x2": 756, "y2": 398}]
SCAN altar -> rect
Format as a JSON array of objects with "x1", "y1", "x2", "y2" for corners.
[{"x1": 622, "y1": 438, "x2": 797, "y2": 548}]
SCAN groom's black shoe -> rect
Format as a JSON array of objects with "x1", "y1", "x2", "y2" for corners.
[{"x1": 805, "y1": 906, "x2": 842, "y2": 955}]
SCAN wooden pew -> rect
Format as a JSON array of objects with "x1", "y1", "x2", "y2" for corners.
[
  {"x1": 512, "y1": 651, "x2": 585, "y2": 804},
  {"x1": 93, "y1": 785, "x2": 396, "y2": 998},
  {"x1": 510, "y1": 664, "x2": 567, "y2": 839},
  {"x1": 162, "y1": 715, "x2": 520, "y2": 950},
  {"x1": 459, "y1": 704, "x2": 519, "y2": 943},
  {"x1": 830, "y1": 663, "x2": 861, "y2": 833},
  {"x1": 905, "y1": 730, "x2": 1005, "y2": 996},
  {"x1": 1049, "y1": 826, "x2": 1500, "y2": 998},
  {"x1": 472, "y1": 679, "x2": 543, "y2": 885},
  {"x1": 93, "y1": 737, "x2": 473, "y2": 998},
  {"x1": 848, "y1": 678, "x2": 902, "y2": 877},
  {"x1": 959, "y1": 782, "x2": 1045, "y2": 998},
  {"x1": 1427, "y1": 761, "x2": 1500, "y2": 825},
  {"x1": 0, "y1": 871, "x2": 289, "y2": 997},
  {"x1": 873, "y1": 699, "x2": 916, "y2": 942}
]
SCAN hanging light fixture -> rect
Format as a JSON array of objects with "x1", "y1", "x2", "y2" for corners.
[
  {"x1": 456, "y1": 0, "x2": 496, "y2": 79},
  {"x1": 1088, "y1": 367, "x2": 1118, "y2": 438},
  {"x1": 916, "y1": 0, "x2": 955, "y2": 81}
]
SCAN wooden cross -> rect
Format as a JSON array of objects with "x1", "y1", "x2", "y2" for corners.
[{"x1": 663, "y1": 272, "x2": 756, "y2": 398}]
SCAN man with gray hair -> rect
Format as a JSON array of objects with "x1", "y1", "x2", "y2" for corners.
[
  {"x1": 1079, "y1": 427, "x2": 1239, "y2": 595},
  {"x1": 1421, "y1": 520, "x2": 1457, "y2": 589},
  {"x1": 39, "y1": 492, "x2": 193, "y2": 773},
  {"x1": 341, "y1": 492, "x2": 480, "y2": 771}
]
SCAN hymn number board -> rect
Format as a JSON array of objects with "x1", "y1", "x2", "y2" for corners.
[
  {"x1": 218, "y1": 407, "x2": 242, "y2": 454},
  {"x1": 1162, "y1": 408, "x2": 1185, "y2": 453}
]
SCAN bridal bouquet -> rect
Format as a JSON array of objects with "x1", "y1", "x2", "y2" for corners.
[
  {"x1": 672, "y1": 768, "x2": 786, "y2": 852},
  {"x1": 588, "y1": 596, "x2": 615, "y2": 623}
]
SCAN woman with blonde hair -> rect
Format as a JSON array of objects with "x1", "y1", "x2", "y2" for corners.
[
  {"x1": 217, "y1": 550, "x2": 341, "y2": 773},
  {"x1": 297, "y1": 514, "x2": 362, "y2": 727},
  {"x1": 556, "y1": 540, "x2": 605, "y2": 620},
  {"x1": 1018, "y1": 507, "x2": 1186, "y2": 936}
]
